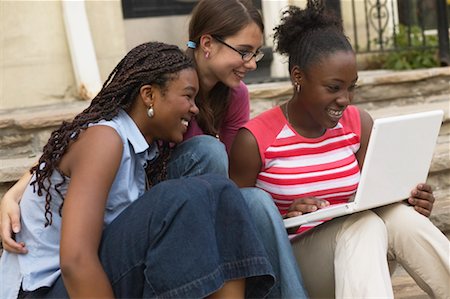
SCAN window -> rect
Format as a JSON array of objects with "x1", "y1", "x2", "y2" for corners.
[{"x1": 122, "y1": 0, "x2": 261, "y2": 19}]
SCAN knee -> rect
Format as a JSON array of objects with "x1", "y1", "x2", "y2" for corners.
[
  {"x1": 194, "y1": 136, "x2": 228, "y2": 170},
  {"x1": 342, "y1": 211, "x2": 388, "y2": 245},
  {"x1": 169, "y1": 135, "x2": 228, "y2": 177},
  {"x1": 379, "y1": 203, "x2": 437, "y2": 239}
]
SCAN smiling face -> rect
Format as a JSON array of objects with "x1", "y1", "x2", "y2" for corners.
[
  {"x1": 206, "y1": 22, "x2": 263, "y2": 88},
  {"x1": 150, "y1": 68, "x2": 199, "y2": 143},
  {"x1": 292, "y1": 50, "x2": 358, "y2": 136}
]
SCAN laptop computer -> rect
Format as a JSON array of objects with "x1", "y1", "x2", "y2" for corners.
[{"x1": 283, "y1": 109, "x2": 444, "y2": 229}]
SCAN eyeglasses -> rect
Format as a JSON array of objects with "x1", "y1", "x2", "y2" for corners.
[{"x1": 212, "y1": 36, "x2": 264, "y2": 63}]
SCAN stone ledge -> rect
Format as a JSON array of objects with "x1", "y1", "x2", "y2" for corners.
[
  {"x1": 366, "y1": 95, "x2": 450, "y2": 120},
  {"x1": 247, "y1": 67, "x2": 450, "y2": 101},
  {"x1": 0, "y1": 101, "x2": 88, "y2": 130},
  {"x1": 0, "y1": 156, "x2": 37, "y2": 183}
]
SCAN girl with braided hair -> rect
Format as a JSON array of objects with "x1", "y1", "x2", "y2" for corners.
[
  {"x1": 0, "y1": 41, "x2": 275, "y2": 299},
  {"x1": 230, "y1": 1, "x2": 449, "y2": 298},
  {"x1": 2, "y1": 1, "x2": 307, "y2": 298},
  {"x1": 2, "y1": 0, "x2": 308, "y2": 298}
]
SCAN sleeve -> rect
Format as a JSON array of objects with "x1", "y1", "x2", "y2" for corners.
[
  {"x1": 244, "y1": 107, "x2": 284, "y2": 168},
  {"x1": 340, "y1": 105, "x2": 361, "y2": 138},
  {"x1": 219, "y1": 81, "x2": 250, "y2": 154}
]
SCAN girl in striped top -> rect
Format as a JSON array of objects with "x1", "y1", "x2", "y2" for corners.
[{"x1": 230, "y1": 1, "x2": 449, "y2": 298}]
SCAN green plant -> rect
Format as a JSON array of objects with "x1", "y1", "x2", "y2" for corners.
[{"x1": 367, "y1": 25, "x2": 439, "y2": 70}]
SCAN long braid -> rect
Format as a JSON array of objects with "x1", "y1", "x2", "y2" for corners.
[{"x1": 31, "y1": 42, "x2": 194, "y2": 226}]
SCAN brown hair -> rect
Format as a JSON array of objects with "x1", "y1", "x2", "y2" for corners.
[
  {"x1": 31, "y1": 42, "x2": 194, "y2": 226},
  {"x1": 187, "y1": 0, "x2": 264, "y2": 136}
]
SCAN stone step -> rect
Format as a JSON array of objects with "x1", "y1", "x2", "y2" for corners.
[
  {"x1": 0, "y1": 110, "x2": 447, "y2": 184},
  {"x1": 247, "y1": 67, "x2": 450, "y2": 102}
]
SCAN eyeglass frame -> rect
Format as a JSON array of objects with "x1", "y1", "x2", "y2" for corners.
[{"x1": 212, "y1": 35, "x2": 264, "y2": 63}]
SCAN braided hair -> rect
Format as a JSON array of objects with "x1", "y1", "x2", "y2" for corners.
[
  {"x1": 273, "y1": 0, "x2": 353, "y2": 73},
  {"x1": 30, "y1": 42, "x2": 194, "y2": 226}
]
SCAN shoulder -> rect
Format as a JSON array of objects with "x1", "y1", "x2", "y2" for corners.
[
  {"x1": 340, "y1": 105, "x2": 364, "y2": 137},
  {"x1": 232, "y1": 81, "x2": 249, "y2": 95},
  {"x1": 244, "y1": 106, "x2": 286, "y2": 155},
  {"x1": 246, "y1": 106, "x2": 284, "y2": 132},
  {"x1": 229, "y1": 81, "x2": 249, "y2": 103}
]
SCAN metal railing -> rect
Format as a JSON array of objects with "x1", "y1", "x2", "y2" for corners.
[{"x1": 344, "y1": 0, "x2": 449, "y2": 66}]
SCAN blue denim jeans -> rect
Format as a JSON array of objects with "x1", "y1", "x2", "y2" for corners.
[
  {"x1": 167, "y1": 136, "x2": 307, "y2": 298},
  {"x1": 240, "y1": 188, "x2": 308, "y2": 299},
  {"x1": 167, "y1": 135, "x2": 229, "y2": 179},
  {"x1": 39, "y1": 175, "x2": 274, "y2": 298}
]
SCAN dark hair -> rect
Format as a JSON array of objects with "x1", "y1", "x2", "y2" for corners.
[
  {"x1": 31, "y1": 42, "x2": 194, "y2": 226},
  {"x1": 273, "y1": 0, "x2": 353, "y2": 73},
  {"x1": 187, "y1": 0, "x2": 264, "y2": 136}
]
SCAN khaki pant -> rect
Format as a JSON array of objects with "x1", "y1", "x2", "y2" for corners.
[{"x1": 291, "y1": 202, "x2": 450, "y2": 298}]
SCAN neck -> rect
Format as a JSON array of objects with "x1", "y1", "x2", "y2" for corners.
[
  {"x1": 127, "y1": 104, "x2": 154, "y2": 144},
  {"x1": 194, "y1": 50, "x2": 218, "y2": 94},
  {"x1": 286, "y1": 99, "x2": 326, "y2": 138}
]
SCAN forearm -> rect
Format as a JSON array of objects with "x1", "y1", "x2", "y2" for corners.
[
  {"x1": 3, "y1": 171, "x2": 33, "y2": 204},
  {"x1": 62, "y1": 260, "x2": 115, "y2": 298}
]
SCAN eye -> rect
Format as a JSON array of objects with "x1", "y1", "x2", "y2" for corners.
[
  {"x1": 348, "y1": 83, "x2": 358, "y2": 92},
  {"x1": 327, "y1": 85, "x2": 340, "y2": 92}
]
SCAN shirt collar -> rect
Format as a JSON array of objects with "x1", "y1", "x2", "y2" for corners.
[{"x1": 118, "y1": 109, "x2": 149, "y2": 155}]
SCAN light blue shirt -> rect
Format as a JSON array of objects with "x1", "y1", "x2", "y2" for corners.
[{"x1": 0, "y1": 109, "x2": 158, "y2": 298}]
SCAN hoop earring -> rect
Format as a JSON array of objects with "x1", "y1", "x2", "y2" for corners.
[
  {"x1": 147, "y1": 106, "x2": 154, "y2": 118},
  {"x1": 296, "y1": 83, "x2": 301, "y2": 93}
]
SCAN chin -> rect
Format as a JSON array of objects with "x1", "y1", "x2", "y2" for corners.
[{"x1": 170, "y1": 135, "x2": 184, "y2": 144}]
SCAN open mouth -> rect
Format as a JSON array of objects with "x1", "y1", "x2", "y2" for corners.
[
  {"x1": 327, "y1": 108, "x2": 344, "y2": 117},
  {"x1": 181, "y1": 119, "x2": 189, "y2": 126},
  {"x1": 233, "y1": 70, "x2": 245, "y2": 79}
]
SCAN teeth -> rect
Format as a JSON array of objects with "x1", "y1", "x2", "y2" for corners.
[
  {"x1": 328, "y1": 109, "x2": 343, "y2": 116},
  {"x1": 234, "y1": 71, "x2": 244, "y2": 79},
  {"x1": 181, "y1": 119, "x2": 189, "y2": 126}
]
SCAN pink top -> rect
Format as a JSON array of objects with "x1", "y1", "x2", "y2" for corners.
[
  {"x1": 183, "y1": 81, "x2": 250, "y2": 154},
  {"x1": 245, "y1": 105, "x2": 362, "y2": 233}
]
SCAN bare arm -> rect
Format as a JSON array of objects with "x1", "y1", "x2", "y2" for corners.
[
  {"x1": 59, "y1": 126, "x2": 122, "y2": 298},
  {"x1": 229, "y1": 127, "x2": 328, "y2": 218},
  {"x1": 229, "y1": 128, "x2": 261, "y2": 187},
  {"x1": 0, "y1": 170, "x2": 33, "y2": 253},
  {"x1": 355, "y1": 107, "x2": 373, "y2": 168}
]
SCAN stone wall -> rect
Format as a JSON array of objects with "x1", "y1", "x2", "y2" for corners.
[{"x1": 0, "y1": 67, "x2": 449, "y2": 233}]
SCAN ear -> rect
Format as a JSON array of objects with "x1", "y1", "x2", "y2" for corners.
[
  {"x1": 139, "y1": 84, "x2": 155, "y2": 107},
  {"x1": 199, "y1": 34, "x2": 213, "y2": 54},
  {"x1": 290, "y1": 66, "x2": 303, "y2": 85}
]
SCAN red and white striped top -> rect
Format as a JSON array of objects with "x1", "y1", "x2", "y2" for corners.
[{"x1": 245, "y1": 105, "x2": 362, "y2": 233}]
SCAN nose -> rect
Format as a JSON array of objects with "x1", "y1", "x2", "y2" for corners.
[
  {"x1": 190, "y1": 102, "x2": 199, "y2": 116},
  {"x1": 337, "y1": 90, "x2": 352, "y2": 106},
  {"x1": 244, "y1": 57, "x2": 258, "y2": 71}
]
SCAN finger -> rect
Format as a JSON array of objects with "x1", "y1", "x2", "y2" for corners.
[
  {"x1": 284, "y1": 211, "x2": 303, "y2": 219},
  {"x1": 411, "y1": 189, "x2": 435, "y2": 203},
  {"x1": 408, "y1": 196, "x2": 433, "y2": 217},
  {"x1": 291, "y1": 198, "x2": 329, "y2": 211},
  {"x1": 1, "y1": 215, "x2": 27, "y2": 254},
  {"x1": 416, "y1": 183, "x2": 433, "y2": 193},
  {"x1": 10, "y1": 213, "x2": 21, "y2": 234},
  {"x1": 291, "y1": 203, "x2": 319, "y2": 214},
  {"x1": 410, "y1": 196, "x2": 433, "y2": 211},
  {"x1": 2, "y1": 236, "x2": 28, "y2": 254},
  {"x1": 413, "y1": 205, "x2": 431, "y2": 217}
]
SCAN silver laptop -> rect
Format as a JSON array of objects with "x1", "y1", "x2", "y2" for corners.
[{"x1": 284, "y1": 109, "x2": 444, "y2": 229}]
